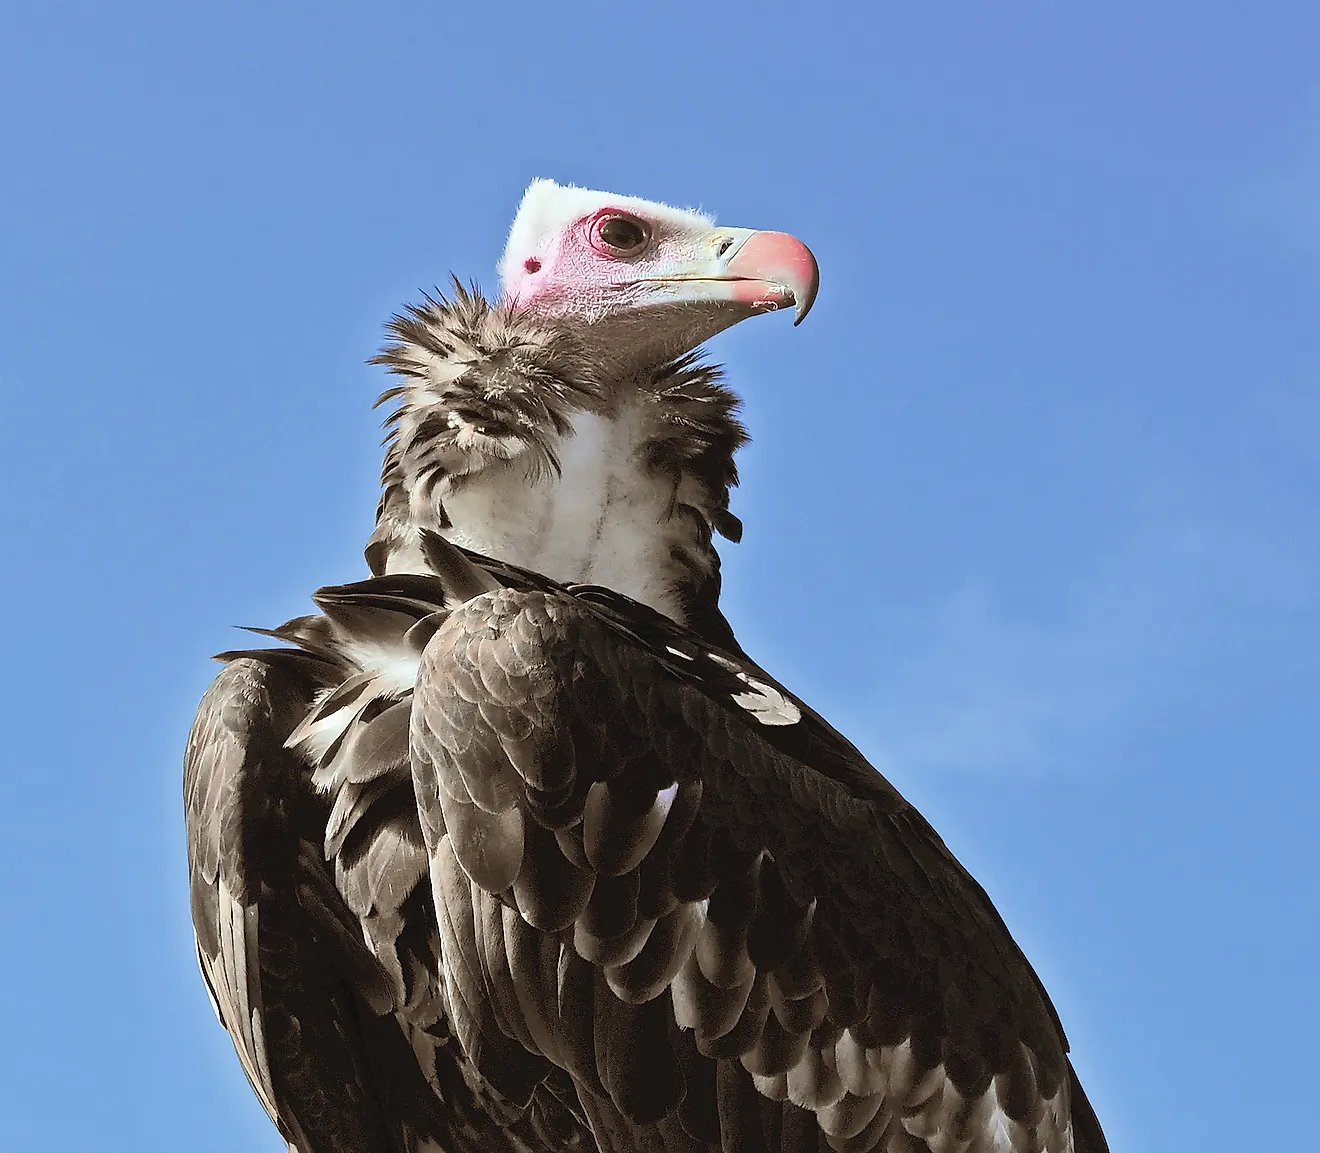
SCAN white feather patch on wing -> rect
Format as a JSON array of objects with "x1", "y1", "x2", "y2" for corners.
[
  {"x1": 286, "y1": 651, "x2": 423, "y2": 766},
  {"x1": 705, "y1": 652, "x2": 802, "y2": 726},
  {"x1": 730, "y1": 682, "x2": 801, "y2": 726}
]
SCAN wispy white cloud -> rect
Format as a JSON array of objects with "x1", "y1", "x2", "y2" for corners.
[{"x1": 860, "y1": 504, "x2": 1317, "y2": 778}]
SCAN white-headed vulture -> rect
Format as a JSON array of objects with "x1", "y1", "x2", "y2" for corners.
[{"x1": 184, "y1": 180, "x2": 1108, "y2": 1153}]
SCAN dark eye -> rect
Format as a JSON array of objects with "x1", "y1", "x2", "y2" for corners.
[{"x1": 596, "y1": 215, "x2": 649, "y2": 254}]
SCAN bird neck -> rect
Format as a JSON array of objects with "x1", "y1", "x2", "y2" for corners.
[{"x1": 366, "y1": 291, "x2": 746, "y2": 643}]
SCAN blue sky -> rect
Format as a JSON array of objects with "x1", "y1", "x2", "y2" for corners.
[{"x1": 1, "y1": 4, "x2": 1315, "y2": 1150}]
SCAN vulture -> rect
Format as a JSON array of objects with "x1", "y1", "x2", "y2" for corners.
[{"x1": 184, "y1": 179, "x2": 1109, "y2": 1153}]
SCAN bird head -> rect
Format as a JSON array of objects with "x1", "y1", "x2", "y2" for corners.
[{"x1": 498, "y1": 179, "x2": 818, "y2": 375}]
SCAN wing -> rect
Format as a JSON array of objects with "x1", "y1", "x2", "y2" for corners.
[
  {"x1": 221, "y1": 568, "x2": 600, "y2": 1153},
  {"x1": 408, "y1": 584, "x2": 1110, "y2": 1153},
  {"x1": 184, "y1": 653, "x2": 441, "y2": 1153}
]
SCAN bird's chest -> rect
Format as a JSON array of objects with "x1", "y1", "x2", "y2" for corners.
[{"x1": 441, "y1": 409, "x2": 688, "y2": 621}]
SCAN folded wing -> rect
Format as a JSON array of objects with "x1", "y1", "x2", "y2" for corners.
[
  {"x1": 185, "y1": 568, "x2": 598, "y2": 1153},
  {"x1": 185, "y1": 655, "x2": 424, "y2": 1153},
  {"x1": 409, "y1": 580, "x2": 1109, "y2": 1153}
]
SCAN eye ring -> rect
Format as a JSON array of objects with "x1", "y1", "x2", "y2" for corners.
[{"x1": 591, "y1": 213, "x2": 650, "y2": 257}]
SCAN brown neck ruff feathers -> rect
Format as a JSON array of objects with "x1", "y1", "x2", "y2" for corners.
[{"x1": 366, "y1": 283, "x2": 748, "y2": 649}]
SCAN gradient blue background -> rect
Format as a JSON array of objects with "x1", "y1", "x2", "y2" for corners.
[{"x1": 2, "y1": 4, "x2": 1315, "y2": 1150}]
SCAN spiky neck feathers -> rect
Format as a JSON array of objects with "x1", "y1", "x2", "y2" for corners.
[{"x1": 368, "y1": 286, "x2": 747, "y2": 638}]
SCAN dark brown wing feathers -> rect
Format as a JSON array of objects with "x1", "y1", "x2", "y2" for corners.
[
  {"x1": 188, "y1": 562, "x2": 601, "y2": 1153},
  {"x1": 184, "y1": 657, "x2": 420, "y2": 1153},
  {"x1": 408, "y1": 579, "x2": 1105, "y2": 1152},
  {"x1": 187, "y1": 541, "x2": 1105, "y2": 1152}
]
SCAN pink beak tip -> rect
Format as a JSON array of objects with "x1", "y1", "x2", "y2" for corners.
[{"x1": 727, "y1": 230, "x2": 820, "y2": 326}]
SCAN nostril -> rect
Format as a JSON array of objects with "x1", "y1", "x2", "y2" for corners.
[{"x1": 524, "y1": 257, "x2": 541, "y2": 274}]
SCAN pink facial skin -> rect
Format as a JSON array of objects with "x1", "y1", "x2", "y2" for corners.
[
  {"x1": 501, "y1": 208, "x2": 818, "y2": 326},
  {"x1": 501, "y1": 206, "x2": 676, "y2": 319}
]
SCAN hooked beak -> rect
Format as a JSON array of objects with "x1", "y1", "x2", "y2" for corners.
[{"x1": 638, "y1": 228, "x2": 820, "y2": 325}]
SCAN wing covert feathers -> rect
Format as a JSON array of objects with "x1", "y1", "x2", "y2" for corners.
[
  {"x1": 187, "y1": 536, "x2": 1105, "y2": 1153},
  {"x1": 410, "y1": 585, "x2": 1106, "y2": 1153}
]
